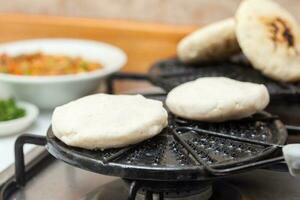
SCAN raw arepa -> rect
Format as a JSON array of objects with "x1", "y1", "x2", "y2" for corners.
[
  {"x1": 166, "y1": 77, "x2": 269, "y2": 122},
  {"x1": 177, "y1": 18, "x2": 240, "y2": 63},
  {"x1": 236, "y1": 0, "x2": 300, "y2": 82},
  {"x1": 52, "y1": 94, "x2": 168, "y2": 150}
]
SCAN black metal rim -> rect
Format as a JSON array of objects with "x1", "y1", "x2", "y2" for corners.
[
  {"x1": 46, "y1": 129, "x2": 208, "y2": 181},
  {"x1": 46, "y1": 115, "x2": 287, "y2": 181}
]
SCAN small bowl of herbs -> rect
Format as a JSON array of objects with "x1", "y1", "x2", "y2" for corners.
[{"x1": 0, "y1": 98, "x2": 39, "y2": 136}]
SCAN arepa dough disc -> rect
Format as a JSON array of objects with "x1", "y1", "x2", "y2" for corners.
[
  {"x1": 177, "y1": 18, "x2": 240, "y2": 63},
  {"x1": 52, "y1": 94, "x2": 168, "y2": 150},
  {"x1": 166, "y1": 77, "x2": 269, "y2": 122},
  {"x1": 236, "y1": 0, "x2": 300, "y2": 82}
]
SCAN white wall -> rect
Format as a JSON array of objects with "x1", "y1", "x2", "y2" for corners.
[{"x1": 0, "y1": 0, "x2": 299, "y2": 25}]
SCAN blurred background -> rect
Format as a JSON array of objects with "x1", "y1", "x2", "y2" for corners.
[{"x1": 1, "y1": 0, "x2": 299, "y2": 25}]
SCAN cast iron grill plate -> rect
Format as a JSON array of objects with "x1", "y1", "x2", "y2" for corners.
[
  {"x1": 46, "y1": 96, "x2": 287, "y2": 181},
  {"x1": 148, "y1": 57, "x2": 300, "y2": 98}
]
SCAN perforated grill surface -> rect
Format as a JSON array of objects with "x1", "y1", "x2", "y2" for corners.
[{"x1": 46, "y1": 96, "x2": 287, "y2": 181}]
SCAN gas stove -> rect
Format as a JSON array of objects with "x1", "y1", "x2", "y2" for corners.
[
  {"x1": 2, "y1": 152, "x2": 300, "y2": 200},
  {"x1": 4, "y1": 160, "x2": 300, "y2": 200},
  {"x1": 1, "y1": 73, "x2": 300, "y2": 200}
]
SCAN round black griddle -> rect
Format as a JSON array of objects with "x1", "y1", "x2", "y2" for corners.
[
  {"x1": 148, "y1": 57, "x2": 300, "y2": 99},
  {"x1": 46, "y1": 96, "x2": 287, "y2": 181}
]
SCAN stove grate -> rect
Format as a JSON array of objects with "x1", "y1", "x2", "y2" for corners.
[{"x1": 148, "y1": 57, "x2": 300, "y2": 99}]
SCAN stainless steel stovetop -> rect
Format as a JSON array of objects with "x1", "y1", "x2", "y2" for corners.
[{"x1": 6, "y1": 159, "x2": 300, "y2": 200}]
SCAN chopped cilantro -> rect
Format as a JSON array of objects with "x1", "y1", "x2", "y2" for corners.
[{"x1": 0, "y1": 99, "x2": 26, "y2": 121}]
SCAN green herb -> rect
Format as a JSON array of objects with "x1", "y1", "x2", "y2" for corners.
[{"x1": 0, "y1": 98, "x2": 26, "y2": 121}]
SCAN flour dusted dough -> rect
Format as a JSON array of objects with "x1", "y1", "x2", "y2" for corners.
[
  {"x1": 177, "y1": 18, "x2": 240, "y2": 63},
  {"x1": 166, "y1": 77, "x2": 269, "y2": 122},
  {"x1": 52, "y1": 94, "x2": 168, "y2": 150},
  {"x1": 236, "y1": 0, "x2": 300, "y2": 82}
]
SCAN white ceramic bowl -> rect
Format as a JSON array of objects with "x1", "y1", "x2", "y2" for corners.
[
  {"x1": 0, "y1": 39, "x2": 127, "y2": 109},
  {"x1": 0, "y1": 101, "x2": 39, "y2": 136}
]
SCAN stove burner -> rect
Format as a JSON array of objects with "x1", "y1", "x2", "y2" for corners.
[
  {"x1": 136, "y1": 189, "x2": 212, "y2": 200},
  {"x1": 85, "y1": 179, "x2": 243, "y2": 200},
  {"x1": 127, "y1": 180, "x2": 212, "y2": 200},
  {"x1": 135, "y1": 182, "x2": 212, "y2": 200}
]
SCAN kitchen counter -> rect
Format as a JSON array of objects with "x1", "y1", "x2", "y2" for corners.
[{"x1": 0, "y1": 111, "x2": 52, "y2": 172}]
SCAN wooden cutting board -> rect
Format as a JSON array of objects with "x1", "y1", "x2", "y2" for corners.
[{"x1": 0, "y1": 13, "x2": 196, "y2": 73}]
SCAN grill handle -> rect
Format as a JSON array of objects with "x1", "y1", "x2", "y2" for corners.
[
  {"x1": 206, "y1": 125, "x2": 300, "y2": 176},
  {"x1": 282, "y1": 144, "x2": 300, "y2": 176},
  {"x1": 204, "y1": 156, "x2": 285, "y2": 176},
  {"x1": 205, "y1": 144, "x2": 300, "y2": 177},
  {"x1": 172, "y1": 127, "x2": 289, "y2": 177}
]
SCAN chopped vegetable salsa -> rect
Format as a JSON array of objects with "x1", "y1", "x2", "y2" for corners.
[{"x1": 0, "y1": 53, "x2": 103, "y2": 76}]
